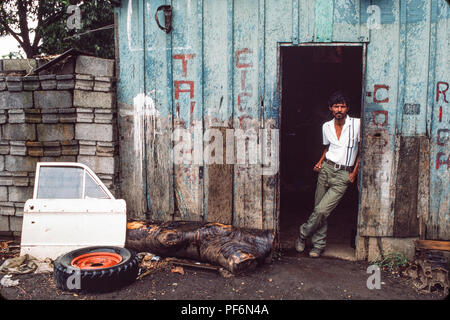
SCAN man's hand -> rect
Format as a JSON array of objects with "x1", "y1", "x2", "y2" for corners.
[
  {"x1": 348, "y1": 171, "x2": 357, "y2": 183},
  {"x1": 313, "y1": 162, "x2": 322, "y2": 172}
]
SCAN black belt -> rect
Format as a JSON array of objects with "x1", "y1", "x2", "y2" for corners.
[{"x1": 325, "y1": 159, "x2": 353, "y2": 172}]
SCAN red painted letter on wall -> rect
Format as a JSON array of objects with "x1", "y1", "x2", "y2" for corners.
[
  {"x1": 236, "y1": 48, "x2": 253, "y2": 69},
  {"x1": 173, "y1": 54, "x2": 195, "y2": 77},
  {"x1": 436, "y1": 82, "x2": 449, "y2": 103},
  {"x1": 174, "y1": 81, "x2": 194, "y2": 100},
  {"x1": 436, "y1": 152, "x2": 449, "y2": 170},
  {"x1": 373, "y1": 85, "x2": 390, "y2": 103}
]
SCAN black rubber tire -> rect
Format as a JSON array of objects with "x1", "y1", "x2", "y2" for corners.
[{"x1": 53, "y1": 246, "x2": 139, "y2": 293}]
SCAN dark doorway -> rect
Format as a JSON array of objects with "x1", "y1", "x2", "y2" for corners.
[{"x1": 279, "y1": 45, "x2": 363, "y2": 256}]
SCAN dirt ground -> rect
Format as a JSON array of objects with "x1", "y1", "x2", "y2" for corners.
[{"x1": 1, "y1": 248, "x2": 447, "y2": 303}]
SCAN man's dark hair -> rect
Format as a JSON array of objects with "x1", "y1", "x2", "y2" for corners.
[{"x1": 328, "y1": 91, "x2": 349, "y2": 108}]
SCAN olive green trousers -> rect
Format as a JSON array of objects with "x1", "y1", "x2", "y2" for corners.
[{"x1": 299, "y1": 161, "x2": 351, "y2": 250}]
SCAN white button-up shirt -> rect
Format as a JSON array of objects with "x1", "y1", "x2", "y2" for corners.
[{"x1": 323, "y1": 116, "x2": 360, "y2": 167}]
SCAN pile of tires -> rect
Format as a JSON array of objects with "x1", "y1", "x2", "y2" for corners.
[{"x1": 53, "y1": 246, "x2": 139, "y2": 293}]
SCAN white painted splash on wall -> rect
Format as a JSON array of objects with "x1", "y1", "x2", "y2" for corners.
[{"x1": 133, "y1": 92, "x2": 160, "y2": 161}]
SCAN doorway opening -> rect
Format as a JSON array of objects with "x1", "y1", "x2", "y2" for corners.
[{"x1": 279, "y1": 45, "x2": 363, "y2": 259}]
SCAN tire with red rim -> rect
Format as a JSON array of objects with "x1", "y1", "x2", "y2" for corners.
[{"x1": 53, "y1": 246, "x2": 139, "y2": 292}]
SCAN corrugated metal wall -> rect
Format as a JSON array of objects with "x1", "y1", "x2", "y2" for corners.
[{"x1": 115, "y1": 0, "x2": 449, "y2": 240}]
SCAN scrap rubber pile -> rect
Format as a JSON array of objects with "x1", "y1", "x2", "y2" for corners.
[{"x1": 126, "y1": 220, "x2": 275, "y2": 274}]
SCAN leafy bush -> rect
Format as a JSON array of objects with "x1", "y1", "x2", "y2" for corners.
[{"x1": 371, "y1": 252, "x2": 409, "y2": 272}]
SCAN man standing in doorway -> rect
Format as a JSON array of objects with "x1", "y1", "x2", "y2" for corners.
[{"x1": 295, "y1": 91, "x2": 360, "y2": 258}]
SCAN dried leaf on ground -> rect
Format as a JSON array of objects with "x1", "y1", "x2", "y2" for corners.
[
  {"x1": 171, "y1": 266, "x2": 185, "y2": 275},
  {"x1": 1, "y1": 241, "x2": 12, "y2": 252}
]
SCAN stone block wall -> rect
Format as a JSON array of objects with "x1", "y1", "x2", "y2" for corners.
[{"x1": 0, "y1": 56, "x2": 118, "y2": 237}]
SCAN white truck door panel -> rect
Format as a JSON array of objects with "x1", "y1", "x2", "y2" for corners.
[{"x1": 20, "y1": 163, "x2": 127, "y2": 260}]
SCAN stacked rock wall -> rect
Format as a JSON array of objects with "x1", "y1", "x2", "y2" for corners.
[{"x1": 0, "y1": 56, "x2": 118, "y2": 237}]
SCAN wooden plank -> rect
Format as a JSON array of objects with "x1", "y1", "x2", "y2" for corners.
[
  {"x1": 393, "y1": 136, "x2": 420, "y2": 237},
  {"x1": 332, "y1": 0, "x2": 361, "y2": 42},
  {"x1": 427, "y1": 0, "x2": 449, "y2": 241},
  {"x1": 400, "y1": 0, "x2": 431, "y2": 136},
  {"x1": 117, "y1": 103, "x2": 147, "y2": 220},
  {"x1": 169, "y1": 259, "x2": 220, "y2": 272},
  {"x1": 115, "y1": 0, "x2": 147, "y2": 219},
  {"x1": 203, "y1": 0, "x2": 234, "y2": 224},
  {"x1": 414, "y1": 240, "x2": 450, "y2": 252},
  {"x1": 203, "y1": 0, "x2": 232, "y2": 127},
  {"x1": 171, "y1": 0, "x2": 204, "y2": 221},
  {"x1": 205, "y1": 127, "x2": 233, "y2": 224},
  {"x1": 358, "y1": 1, "x2": 401, "y2": 237},
  {"x1": 417, "y1": 137, "x2": 430, "y2": 240},
  {"x1": 359, "y1": 130, "x2": 396, "y2": 236},
  {"x1": 263, "y1": 0, "x2": 291, "y2": 231},
  {"x1": 298, "y1": 0, "x2": 314, "y2": 43},
  {"x1": 292, "y1": 0, "x2": 298, "y2": 44},
  {"x1": 232, "y1": 0, "x2": 263, "y2": 229},
  {"x1": 143, "y1": 0, "x2": 174, "y2": 222},
  {"x1": 314, "y1": 0, "x2": 334, "y2": 42}
]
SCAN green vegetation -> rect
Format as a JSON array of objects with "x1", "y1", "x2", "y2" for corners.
[
  {"x1": 0, "y1": 0, "x2": 116, "y2": 59},
  {"x1": 371, "y1": 252, "x2": 409, "y2": 272}
]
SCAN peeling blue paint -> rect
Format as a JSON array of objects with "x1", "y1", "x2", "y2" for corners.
[
  {"x1": 406, "y1": 0, "x2": 427, "y2": 23},
  {"x1": 334, "y1": 0, "x2": 359, "y2": 24},
  {"x1": 115, "y1": 0, "x2": 449, "y2": 238},
  {"x1": 314, "y1": 0, "x2": 334, "y2": 42}
]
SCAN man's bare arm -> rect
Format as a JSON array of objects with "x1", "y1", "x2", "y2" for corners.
[
  {"x1": 313, "y1": 145, "x2": 329, "y2": 172},
  {"x1": 349, "y1": 147, "x2": 360, "y2": 183}
]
